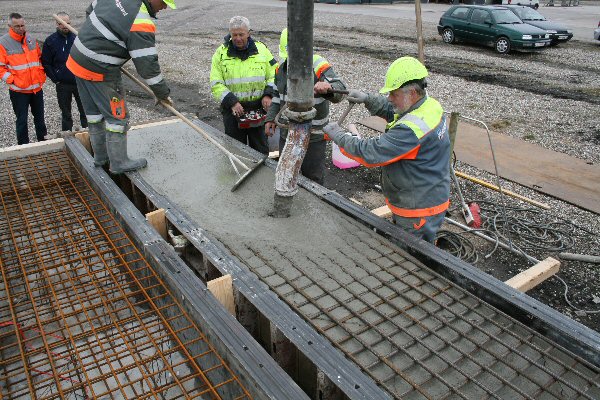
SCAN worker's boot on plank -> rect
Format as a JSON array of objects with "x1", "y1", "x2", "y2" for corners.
[
  {"x1": 106, "y1": 131, "x2": 147, "y2": 174},
  {"x1": 269, "y1": 193, "x2": 293, "y2": 218},
  {"x1": 89, "y1": 122, "x2": 109, "y2": 167}
]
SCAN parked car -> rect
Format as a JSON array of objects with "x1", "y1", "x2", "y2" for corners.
[
  {"x1": 595, "y1": 20, "x2": 600, "y2": 42},
  {"x1": 499, "y1": 0, "x2": 539, "y2": 10},
  {"x1": 438, "y1": 5, "x2": 552, "y2": 54},
  {"x1": 506, "y1": 5, "x2": 572, "y2": 45}
]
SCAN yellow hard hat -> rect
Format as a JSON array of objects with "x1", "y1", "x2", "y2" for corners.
[
  {"x1": 379, "y1": 56, "x2": 428, "y2": 94},
  {"x1": 163, "y1": 0, "x2": 177, "y2": 9},
  {"x1": 279, "y1": 28, "x2": 288, "y2": 60}
]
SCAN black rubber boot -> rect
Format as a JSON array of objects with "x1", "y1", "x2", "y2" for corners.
[
  {"x1": 269, "y1": 193, "x2": 293, "y2": 218},
  {"x1": 106, "y1": 131, "x2": 147, "y2": 174},
  {"x1": 88, "y1": 122, "x2": 109, "y2": 167}
]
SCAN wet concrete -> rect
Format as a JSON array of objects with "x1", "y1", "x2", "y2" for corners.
[{"x1": 129, "y1": 120, "x2": 600, "y2": 399}]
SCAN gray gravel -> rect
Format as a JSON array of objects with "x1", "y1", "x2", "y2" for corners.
[{"x1": 2, "y1": 0, "x2": 599, "y2": 328}]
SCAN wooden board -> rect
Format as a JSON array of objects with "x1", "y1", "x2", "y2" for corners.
[
  {"x1": 75, "y1": 132, "x2": 92, "y2": 154},
  {"x1": 207, "y1": 274, "x2": 235, "y2": 315},
  {"x1": 0, "y1": 139, "x2": 64, "y2": 160},
  {"x1": 145, "y1": 208, "x2": 168, "y2": 240},
  {"x1": 505, "y1": 257, "x2": 560, "y2": 292},
  {"x1": 357, "y1": 116, "x2": 600, "y2": 214},
  {"x1": 371, "y1": 205, "x2": 392, "y2": 218}
]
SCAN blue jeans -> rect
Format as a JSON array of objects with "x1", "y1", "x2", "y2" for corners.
[{"x1": 9, "y1": 89, "x2": 47, "y2": 145}]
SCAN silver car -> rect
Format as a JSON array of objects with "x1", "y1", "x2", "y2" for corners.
[{"x1": 595, "y1": 20, "x2": 600, "y2": 41}]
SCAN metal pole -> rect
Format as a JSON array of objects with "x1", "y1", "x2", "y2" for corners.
[{"x1": 271, "y1": 0, "x2": 316, "y2": 217}]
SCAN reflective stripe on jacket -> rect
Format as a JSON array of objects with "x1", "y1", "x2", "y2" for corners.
[
  {"x1": 210, "y1": 37, "x2": 276, "y2": 108},
  {"x1": 330, "y1": 95, "x2": 450, "y2": 217},
  {"x1": 265, "y1": 54, "x2": 346, "y2": 141},
  {"x1": 67, "y1": 0, "x2": 169, "y2": 99},
  {"x1": 0, "y1": 28, "x2": 46, "y2": 93}
]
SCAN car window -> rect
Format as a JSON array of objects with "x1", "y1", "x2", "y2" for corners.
[
  {"x1": 512, "y1": 7, "x2": 545, "y2": 21},
  {"x1": 450, "y1": 7, "x2": 470, "y2": 20},
  {"x1": 470, "y1": 9, "x2": 490, "y2": 24},
  {"x1": 491, "y1": 9, "x2": 523, "y2": 24}
]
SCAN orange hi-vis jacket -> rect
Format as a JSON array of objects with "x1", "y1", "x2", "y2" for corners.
[{"x1": 0, "y1": 27, "x2": 46, "y2": 94}]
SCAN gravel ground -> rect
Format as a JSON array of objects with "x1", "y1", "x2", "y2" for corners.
[{"x1": 2, "y1": 0, "x2": 599, "y2": 330}]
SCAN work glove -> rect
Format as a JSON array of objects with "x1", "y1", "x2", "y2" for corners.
[
  {"x1": 347, "y1": 89, "x2": 368, "y2": 104},
  {"x1": 323, "y1": 122, "x2": 351, "y2": 141}
]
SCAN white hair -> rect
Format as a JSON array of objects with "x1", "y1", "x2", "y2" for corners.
[{"x1": 229, "y1": 16, "x2": 250, "y2": 31}]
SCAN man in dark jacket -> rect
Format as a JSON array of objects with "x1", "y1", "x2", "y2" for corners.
[{"x1": 42, "y1": 12, "x2": 87, "y2": 134}]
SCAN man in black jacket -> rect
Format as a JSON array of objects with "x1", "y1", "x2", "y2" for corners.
[{"x1": 42, "y1": 12, "x2": 87, "y2": 134}]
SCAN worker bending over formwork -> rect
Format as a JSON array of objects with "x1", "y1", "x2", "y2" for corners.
[
  {"x1": 323, "y1": 57, "x2": 450, "y2": 243},
  {"x1": 67, "y1": 0, "x2": 175, "y2": 174}
]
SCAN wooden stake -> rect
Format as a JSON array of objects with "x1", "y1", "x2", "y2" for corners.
[
  {"x1": 75, "y1": 131, "x2": 92, "y2": 154},
  {"x1": 415, "y1": 0, "x2": 425, "y2": 63},
  {"x1": 371, "y1": 205, "x2": 392, "y2": 218},
  {"x1": 145, "y1": 208, "x2": 167, "y2": 240},
  {"x1": 207, "y1": 274, "x2": 235, "y2": 315},
  {"x1": 505, "y1": 257, "x2": 560, "y2": 292}
]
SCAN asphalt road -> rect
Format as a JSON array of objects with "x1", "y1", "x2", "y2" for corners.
[{"x1": 228, "y1": 0, "x2": 599, "y2": 42}]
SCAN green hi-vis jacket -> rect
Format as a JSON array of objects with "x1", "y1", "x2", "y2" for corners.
[
  {"x1": 265, "y1": 55, "x2": 346, "y2": 142},
  {"x1": 330, "y1": 95, "x2": 451, "y2": 218},
  {"x1": 210, "y1": 35, "x2": 276, "y2": 110}
]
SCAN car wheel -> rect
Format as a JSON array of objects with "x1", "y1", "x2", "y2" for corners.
[
  {"x1": 533, "y1": 3, "x2": 539, "y2": 8},
  {"x1": 495, "y1": 37, "x2": 511, "y2": 54},
  {"x1": 442, "y1": 27, "x2": 455, "y2": 44}
]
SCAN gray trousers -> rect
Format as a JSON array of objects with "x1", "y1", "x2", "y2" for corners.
[{"x1": 75, "y1": 76, "x2": 128, "y2": 133}]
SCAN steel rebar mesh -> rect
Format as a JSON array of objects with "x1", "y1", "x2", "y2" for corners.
[
  {"x1": 222, "y1": 215, "x2": 600, "y2": 400},
  {"x1": 0, "y1": 150, "x2": 251, "y2": 400}
]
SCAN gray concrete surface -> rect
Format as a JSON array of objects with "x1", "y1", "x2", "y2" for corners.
[{"x1": 129, "y1": 120, "x2": 600, "y2": 399}]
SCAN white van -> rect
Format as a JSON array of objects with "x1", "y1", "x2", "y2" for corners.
[{"x1": 500, "y1": 0, "x2": 540, "y2": 9}]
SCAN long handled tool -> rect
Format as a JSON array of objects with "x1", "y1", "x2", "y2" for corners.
[{"x1": 53, "y1": 14, "x2": 264, "y2": 192}]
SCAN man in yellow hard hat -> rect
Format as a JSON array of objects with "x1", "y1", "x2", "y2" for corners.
[
  {"x1": 323, "y1": 57, "x2": 450, "y2": 243},
  {"x1": 67, "y1": 0, "x2": 175, "y2": 174},
  {"x1": 265, "y1": 28, "x2": 346, "y2": 185}
]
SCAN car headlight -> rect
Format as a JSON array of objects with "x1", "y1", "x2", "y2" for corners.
[
  {"x1": 546, "y1": 30, "x2": 557, "y2": 34},
  {"x1": 522, "y1": 35, "x2": 533, "y2": 40}
]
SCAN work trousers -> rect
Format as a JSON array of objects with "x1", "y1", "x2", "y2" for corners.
[
  {"x1": 393, "y1": 211, "x2": 446, "y2": 244},
  {"x1": 222, "y1": 110, "x2": 268, "y2": 155},
  {"x1": 75, "y1": 77, "x2": 128, "y2": 134},
  {"x1": 9, "y1": 89, "x2": 47, "y2": 145},
  {"x1": 56, "y1": 82, "x2": 88, "y2": 131},
  {"x1": 279, "y1": 131, "x2": 326, "y2": 185}
]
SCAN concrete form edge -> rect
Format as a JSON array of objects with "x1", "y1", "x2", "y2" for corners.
[{"x1": 63, "y1": 137, "x2": 310, "y2": 400}]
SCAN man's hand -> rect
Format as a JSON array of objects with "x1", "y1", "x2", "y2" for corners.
[
  {"x1": 232, "y1": 102, "x2": 244, "y2": 118},
  {"x1": 347, "y1": 89, "x2": 368, "y2": 104},
  {"x1": 323, "y1": 122, "x2": 351, "y2": 141},
  {"x1": 261, "y1": 96, "x2": 272, "y2": 112},
  {"x1": 265, "y1": 121, "x2": 277, "y2": 137},
  {"x1": 314, "y1": 81, "x2": 332, "y2": 95}
]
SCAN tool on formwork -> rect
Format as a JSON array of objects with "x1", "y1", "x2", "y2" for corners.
[
  {"x1": 271, "y1": 0, "x2": 316, "y2": 218},
  {"x1": 52, "y1": 14, "x2": 264, "y2": 192}
]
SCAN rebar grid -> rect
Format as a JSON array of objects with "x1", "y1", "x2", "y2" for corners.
[
  {"x1": 224, "y1": 216, "x2": 599, "y2": 400},
  {"x1": 0, "y1": 151, "x2": 251, "y2": 400}
]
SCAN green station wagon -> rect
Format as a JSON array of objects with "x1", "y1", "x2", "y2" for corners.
[{"x1": 438, "y1": 5, "x2": 552, "y2": 54}]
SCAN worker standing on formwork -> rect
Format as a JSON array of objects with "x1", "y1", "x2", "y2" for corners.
[
  {"x1": 265, "y1": 28, "x2": 346, "y2": 185},
  {"x1": 209, "y1": 16, "x2": 277, "y2": 155},
  {"x1": 67, "y1": 0, "x2": 175, "y2": 174},
  {"x1": 323, "y1": 57, "x2": 450, "y2": 243}
]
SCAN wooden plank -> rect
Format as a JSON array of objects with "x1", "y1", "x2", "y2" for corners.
[
  {"x1": 129, "y1": 117, "x2": 179, "y2": 131},
  {"x1": 207, "y1": 274, "x2": 235, "y2": 316},
  {"x1": 75, "y1": 132, "x2": 92, "y2": 154},
  {"x1": 145, "y1": 208, "x2": 168, "y2": 240},
  {"x1": 349, "y1": 197, "x2": 362, "y2": 206},
  {"x1": 269, "y1": 150, "x2": 279, "y2": 159},
  {"x1": 0, "y1": 139, "x2": 64, "y2": 160},
  {"x1": 505, "y1": 257, "x2": 560, "y2": 292},
  {"x1": 371, "y1": 205, "x2": 392, "y2": 218}
]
